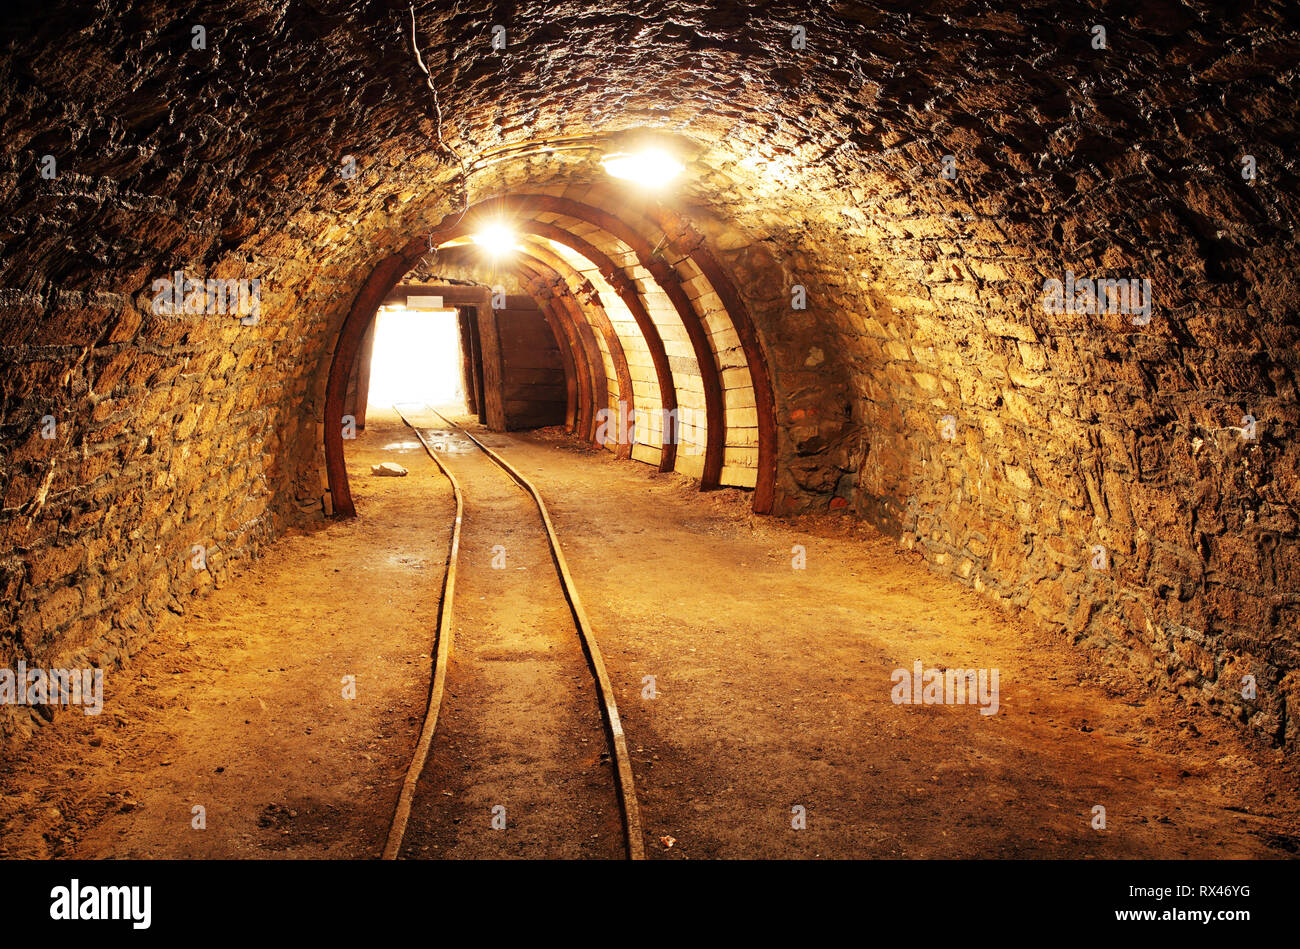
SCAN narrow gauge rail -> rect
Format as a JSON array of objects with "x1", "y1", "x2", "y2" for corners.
[{"x1": 383, "y1": 404, "x2": 644, "y2": 860}]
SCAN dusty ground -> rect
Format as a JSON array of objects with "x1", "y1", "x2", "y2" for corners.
[
  {"x1": 1, "y1": 409, "x2": 1297, "y2": 859},
  {"x1": 394, "y1": 407, "x2": 623, "y2": 858},
  {"x1": 0, "y1": 411, "x2": 450, "y2": 858},
  {"x1": 475, "y1": 419, "x2": 1300, "y2": 860}
]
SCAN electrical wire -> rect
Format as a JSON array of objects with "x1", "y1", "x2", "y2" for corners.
[{"x1": 409, "y1": 2, "x2": 471, "y2": 265}]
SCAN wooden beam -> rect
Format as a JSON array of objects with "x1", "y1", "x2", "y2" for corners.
[
  {"x1": 456, "y1": 307, "x2": 478, "y2": 416},
  {"x1": 381, "y1": 283, "x2": 495, "y2": 308},
  {"x1": 473, "y1": 293, "x2": 508, "y2": 431}
]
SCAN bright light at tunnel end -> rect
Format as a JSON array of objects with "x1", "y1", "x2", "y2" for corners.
[{"x1": 600, "y1": 149, "x2": 684, "y2": 188}]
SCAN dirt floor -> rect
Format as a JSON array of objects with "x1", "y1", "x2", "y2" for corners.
[
  {"x1": 1, "y1": 408, "x2": 1298, "y2": 859},
  {"x1": 0, "y1": 411, "x2": 450, "y2": 858},
  {"x1": 393, "y1": 407, "x2": 624, "y2": 859},
  {"x1": 494, "y1": 422, "x2": 1300, "y2": 859}
]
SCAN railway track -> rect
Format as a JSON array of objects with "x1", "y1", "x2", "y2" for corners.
[{"x1": 382, "y1": 403, "x2": 644, "y2": 860}]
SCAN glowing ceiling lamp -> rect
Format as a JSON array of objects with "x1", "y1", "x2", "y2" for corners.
[
  {"x1": 600, "y1": 149, "x2": 684, "y2": 188},
  {"x1": 471, "y1": 225, "x2": 518, "y2": 255}
]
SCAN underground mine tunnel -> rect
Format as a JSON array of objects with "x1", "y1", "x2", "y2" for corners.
[{"x1": 0, "y1": 1, "x2": 1298, "y2": 876}]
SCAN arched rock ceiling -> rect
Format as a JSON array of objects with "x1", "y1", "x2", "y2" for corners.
[{"x1": 11, "y1": 1, "x2": 1297, "y2": 314}]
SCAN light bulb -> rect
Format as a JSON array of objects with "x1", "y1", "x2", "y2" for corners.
[
  {"x1": 600, "y1": 149, "x2": 684, "y2": 188},
  {"x1": 472, "y1": 225, "x2": 517, "y2": 255}
]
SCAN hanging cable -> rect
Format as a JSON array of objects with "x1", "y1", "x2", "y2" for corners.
[{"x1": 409, "y1": 2, "x2": 471, "y2": 267}]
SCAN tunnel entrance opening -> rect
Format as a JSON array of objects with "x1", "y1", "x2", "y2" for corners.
[{"x1": 366, "y1": 305, "x2": 465, "y2": 414}]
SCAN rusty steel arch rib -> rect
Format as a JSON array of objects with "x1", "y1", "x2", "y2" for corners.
[
  {"x1": 538, "y1": 292, "x2": 581, "y2": 433},
  {"x1": 512, "y1": 249, "x2": 613, "y2": 444},
  {"x1": 517, "y1": 238, "x2": 638, "y2": 463},
  {"x1": 525, "y1": 279, "x2": 581, "y2": 433},
  {"x1": 508, "y1": 256, "x2": 583, "y2": 431},
  {"x1": 547, "y1": 292, "x2": 605, "y2": 442},
  {"x1": 324, "y1": 249, "x2": 418, "y2": 517},
  {"x1": 516, "y1": 259, "x2": 605, "y2": 445},
  {"x1": 522, "y1": 224, "x2": 678, "y2": 473},
  {"x1": 512, "y1": 254, "x2": 602, "y2": 444}
]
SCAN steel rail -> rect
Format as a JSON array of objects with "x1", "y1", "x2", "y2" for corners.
[
  {"x1": 381, "y1": 408, "x2": 464, "y2": 860},
  {"x1": 383, "y1": 404, "x2": 645, "y2": 860},
  {"x1": 426, "y1": 406, "x2": 645, "y2": 860}
]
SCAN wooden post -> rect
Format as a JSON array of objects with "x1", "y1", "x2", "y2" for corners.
[
  {"x1": 456, "y1": 307, "x2": 478, "y2": 416},
  {"x1": 474, "y1": 293, "x2": 508, "y2": 431},
  {"x1": 354, "y1": 319, "x2": 376, "y2": 429}
]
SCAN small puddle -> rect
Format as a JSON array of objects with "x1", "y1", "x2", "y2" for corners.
[{"x1": 415, "y1": 428, "x2": 473, "y2": 454}]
